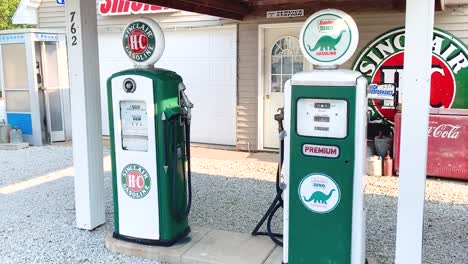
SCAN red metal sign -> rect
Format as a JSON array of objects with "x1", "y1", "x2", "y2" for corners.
[
  {"x1": 99, "y1": 0, "x2": 174, "y2": 16},
  {"x1": 393, "y1": 109, "x2": 468, "y2": 180}
]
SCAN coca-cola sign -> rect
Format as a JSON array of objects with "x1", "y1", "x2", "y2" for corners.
[
  {"x1": 428, "y1": 123, "x2": 461, "y2": 139},
  {"x1": 99, "y1": 0, "x2": 176, "y2": 16}
]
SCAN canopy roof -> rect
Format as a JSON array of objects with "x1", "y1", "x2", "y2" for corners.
[{"x1": 133, "y1": 0, "x2": 444, "y2": 20}]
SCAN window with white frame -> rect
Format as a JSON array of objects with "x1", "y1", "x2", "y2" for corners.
[{"x1": 271, "y1": 36, "x2": 304, "y2": 93}]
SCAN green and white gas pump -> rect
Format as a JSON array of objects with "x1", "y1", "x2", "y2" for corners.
[
  {"x1": 107, "y1": 18, "x2": 193, "y2": 246},
  {"x1": 283, "y1": 10, "x2": 368, "y2": 264}
]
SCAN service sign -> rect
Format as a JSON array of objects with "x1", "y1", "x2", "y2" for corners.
[
  {"x1": 353, "y1": 27, "x2": 468, "y2": 122},
  {"x1": 122, "y1": 18, "x2": 165, "y2": 66},
  {"x1": 99, "y1": 0, "x2": 175, "y2": 16},
  {"x1": 266, "y1": 9, "x2": 304, "y2": 18},
  {"x1": 300, "y1": 9, "x2": 359, "y2": 66}
]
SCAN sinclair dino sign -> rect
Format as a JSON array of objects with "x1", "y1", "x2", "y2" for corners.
[
  {"x1": 300, "y1": 9, "x2": 359, "y2": 66},
  {"x1": 353, "y1": 27, "x2": 468, "y2": 122}
]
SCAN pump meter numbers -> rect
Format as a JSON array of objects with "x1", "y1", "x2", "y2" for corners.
[
  {"x1": 120, "y1": 100, "x2": 149, "y2": 152},
  {"x1": 297, "y1": 98, "x2": 348, "y2": 138}
]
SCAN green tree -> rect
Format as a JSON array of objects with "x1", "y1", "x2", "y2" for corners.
[{"x1": 0, "y1": 0, "x2": 23, "y2": 30}]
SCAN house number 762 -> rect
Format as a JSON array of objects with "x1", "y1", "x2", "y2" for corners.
[{"x1": 69, "y1": 11, "x2": 78, "y2": 46}]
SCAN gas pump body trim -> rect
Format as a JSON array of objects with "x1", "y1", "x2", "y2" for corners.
[
  {"x1": 107, "y1": 68, "x2": 190, "y2": 245},
  {"x1": 283, "y1": 71, "x2": 367, "y2": 264}
]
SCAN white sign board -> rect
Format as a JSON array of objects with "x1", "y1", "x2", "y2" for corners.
[
  {"x1": 368, "y1": 83, "x2": 395, "y2": 100},
  {"x1": 267, "y1": 9, "x2": 304, "y2": 18}
]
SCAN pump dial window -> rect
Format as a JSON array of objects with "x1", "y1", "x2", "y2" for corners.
[
  {"x1": 297, "y1": 98, "x2": 348, "y2": 138},
  {"x1": 120, "y1": 100, "x2": 148, "y2": 152}
]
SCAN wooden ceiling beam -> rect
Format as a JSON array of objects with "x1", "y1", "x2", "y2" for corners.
[
  {"x1": 181, "y1": 0, "x2": 250, "y2": 15},
  {"x1": 135, "y1": 0, "x2": 444, "y2": 20},
  {"x1": 249, "y1": 1, "x2": 401, "y2": 16},
  {"x1": 134, "y1": 0, "x2": 246, "y2": 20}
]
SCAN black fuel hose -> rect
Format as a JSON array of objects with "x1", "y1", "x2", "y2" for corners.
[
  {"x1": 251, "y1": 136, "x2": 284, "y2": 247},
  {"x1": 170, "y1": 116, "x2": 192, "y2": 221}
]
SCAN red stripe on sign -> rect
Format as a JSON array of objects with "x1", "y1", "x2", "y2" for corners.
[{"x1": 99, "y1": 0, "x2": 173, "y2": 16}]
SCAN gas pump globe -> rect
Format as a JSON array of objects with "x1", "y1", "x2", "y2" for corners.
[{"x1": 107, "y1": 18, "x2": 193, "y2": 246}]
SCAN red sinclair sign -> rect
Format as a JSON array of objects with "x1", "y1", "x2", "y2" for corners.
[
  {"x1": 99, "y1": 0, "x2": 175, "y2": 16},
  {"x1": 353, "y1": 27, "x2": 468, "y2": 123}
]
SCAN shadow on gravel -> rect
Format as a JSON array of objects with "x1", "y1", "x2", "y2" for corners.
[{"x1": 187, "y1": 173, "x2": 468, "y2": 264}]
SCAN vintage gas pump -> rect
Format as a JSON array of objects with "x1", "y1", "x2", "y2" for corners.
[
  {"x1": 283, "y1": 10, "x2": 367, "y2": 264},
  {"x1": 107, "y1": 18, "x2": 193, "y2": 246}
]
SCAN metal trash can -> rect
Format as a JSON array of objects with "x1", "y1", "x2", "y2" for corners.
[
  {"x1": 10, "y1": 128, "x2": 23, "y2": 144},
  {"x1": 0, "y1": 123, "x2": 10, "y2": 143}
]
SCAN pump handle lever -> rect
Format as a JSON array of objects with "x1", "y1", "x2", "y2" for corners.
[{"x1": 274, "y1": 107, "x2": 284, "y2": 133}]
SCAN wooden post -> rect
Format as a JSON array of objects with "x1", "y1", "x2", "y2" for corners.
[
  {"x1": 395, "y1": 0, "x2": 435, "y2": 263},
  {"x1": 65, "y1": 0, "x2": 105, "y2": 230}
]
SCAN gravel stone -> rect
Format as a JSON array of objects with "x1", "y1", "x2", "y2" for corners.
[{"x1": 0, "y1": 145, "x2": 467, "y2": 264}]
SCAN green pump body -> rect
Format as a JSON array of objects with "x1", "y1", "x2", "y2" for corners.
[
  {"x1": 107, "y1": 68, "x2": 191, "y2": 246},
  {"x1": 283, "y1": 70, "x2": 367, "y2": 264}
]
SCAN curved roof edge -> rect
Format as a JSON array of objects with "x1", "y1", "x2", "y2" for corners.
[{"x1": 13, "y1": 0, "x2": 43, "y2": 25}]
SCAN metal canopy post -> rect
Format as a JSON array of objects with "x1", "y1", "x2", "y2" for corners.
[
  {"x1": 65, "y1": 0, "x2": 105, "y2": 230},
  {"x1": 395, "y1": 0, "x2": 435, "y2": 263}
]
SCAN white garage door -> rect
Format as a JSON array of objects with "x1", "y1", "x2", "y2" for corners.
[{"x1": 98, "y1": 25, "x2": 237, "y2": 146}]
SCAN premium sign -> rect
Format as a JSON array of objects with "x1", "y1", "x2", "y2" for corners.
[
  {"x1": 353, "y1": 27, "x2": 468, "y2": 122},
  {"x1": 266, "y1": 9, "x2": 304, "y2": 18},
  {"x1": 303, "y1": 144, "x2": 340, "y2": 158},
  {"x1": 300, "y1": 9, "x2": 359, "y2": 66},
  {"x1": 99, "y1": 0, "x2": 175, "y2": 16}
]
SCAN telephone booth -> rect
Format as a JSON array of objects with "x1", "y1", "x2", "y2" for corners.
[{"x1": 0, "y1": 29, "x2": 71, "y2": 146}]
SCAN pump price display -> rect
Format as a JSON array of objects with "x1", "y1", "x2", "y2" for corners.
[
  {"x1": 297, "y1": 98, "x2": 348, "y2": 138},
  {"x1": 120, "y1": 100, "x2": 148, "y2": 151}
]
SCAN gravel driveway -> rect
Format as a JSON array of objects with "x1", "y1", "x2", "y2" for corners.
[{"x1": 0, "y1": 145, "x2": 467, "y2": 264}]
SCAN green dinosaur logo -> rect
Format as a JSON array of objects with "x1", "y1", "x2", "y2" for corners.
[
  {"x1": 300, "y1": 9, "x2": 358, "y2": 65},
  {"x1": 298, "y1": 174, "x2": 341, "y2": 213},
  {"x1": 307, "y1": 30, "x2": 346, "y2": 52},
  {"x1": 303, "y1": 189, "x2": 336, "y2": 204}
]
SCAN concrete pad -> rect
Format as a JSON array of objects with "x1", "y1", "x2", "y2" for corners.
[
  {"x1": 105, "y1": 227, "x2": 211, "y2": 263},
  {"x1": 263, "y1": 247, "x2": 377, "y2": 264},
  {"x1": 263, "y1": 246, "x2": 282, "y2": 264},
  {"x1": 182, "y1": 230, "x2": 276, "y2": 264},
  {"x1": 0, "y1": 143, "x2": 29, "y2": 150}
]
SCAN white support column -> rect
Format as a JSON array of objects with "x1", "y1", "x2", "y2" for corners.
[
  {"x1": 65, "y1": 0, "x2": 105, "y2": 230},
  {"x1": 395, "y1": 0, "x2": 435, "y2": 263}
]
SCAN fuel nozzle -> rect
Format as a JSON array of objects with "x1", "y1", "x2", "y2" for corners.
[
  {"x1": 274, "y1": 107, "x2": 284, "y2": 133},
  {"x1": 179, "y1": 82, "x2": 194, "y2": 123}
]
